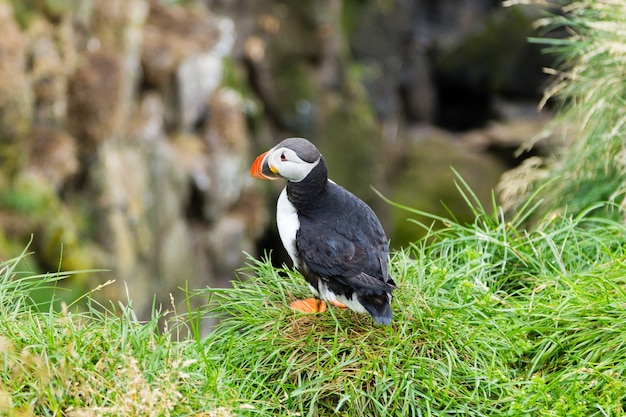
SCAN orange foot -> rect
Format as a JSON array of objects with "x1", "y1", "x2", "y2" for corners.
[
  {"x1": 290, "y1": 298, "x2": 327, "y2": 313},
  {"x1": 290, "y1": 298, "x2": 348, "y2": 313},
  {"x1": 330, "y1": 300, "x2": 347, "y2": 308}
]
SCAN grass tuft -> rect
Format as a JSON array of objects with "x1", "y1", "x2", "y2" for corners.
[
  {"x1": 197, "y1": 255, "x2": 514, "y2": 416},
  {"x1": 500, "y1": 0, "x2": 626, "y2": 222}
]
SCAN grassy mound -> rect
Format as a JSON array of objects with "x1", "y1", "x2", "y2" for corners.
[{"x1": 196, "y1": 190, "x2": 626, "y2": 416}]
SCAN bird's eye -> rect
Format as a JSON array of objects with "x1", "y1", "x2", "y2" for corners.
[{"x1": 280, "y1": 153, "x2": 287, "y2": 161}]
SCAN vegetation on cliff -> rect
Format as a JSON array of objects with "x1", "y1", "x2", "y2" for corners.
[{"x1": 500, "y1": 0, "x2": 626, "y2": 221}]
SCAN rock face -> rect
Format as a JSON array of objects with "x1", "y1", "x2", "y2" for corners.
[
  {"x1": 0, "y1": 3, "x2": 32, "y2": 185},
  {"x1": 0, "y1": 0, "x2": 552, "y2": 316},
  {"x1": 0, "y1": 1, "x2": 264, "y2": 318}
]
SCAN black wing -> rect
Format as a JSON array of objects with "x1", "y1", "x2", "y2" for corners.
[{"x1": 295, "y1": 187, "x2": 394, "y2": 293}]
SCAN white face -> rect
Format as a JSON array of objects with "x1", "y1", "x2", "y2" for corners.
[{"x1": 268, "y1": 146, "x2": 320, "y2": 182}]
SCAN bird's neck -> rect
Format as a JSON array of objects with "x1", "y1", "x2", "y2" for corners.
[{"x1": 286, "y1": 157, "x2": 328, "y2": 210}]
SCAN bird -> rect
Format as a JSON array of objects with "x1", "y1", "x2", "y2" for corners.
[{"x1": 250, "y1": 137, "x2": 396, "y2": 325}]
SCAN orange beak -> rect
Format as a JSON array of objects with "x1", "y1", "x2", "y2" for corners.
[{"x1": 250, "y1": 150, "x2": 280, "y2": 180}]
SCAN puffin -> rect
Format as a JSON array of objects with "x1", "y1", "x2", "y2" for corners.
[{"x1": 250, "y1": 137, "x2": 396, "y2": 325}]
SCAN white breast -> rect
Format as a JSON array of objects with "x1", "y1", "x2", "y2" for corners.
[{"x1": 276, "y1": 188, "x2": 301, "y2": 268}]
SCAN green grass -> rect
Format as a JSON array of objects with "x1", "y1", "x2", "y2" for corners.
[
  {"x1": 193, "y1": 180, "x2": 626, "y2": 416},
  {"x1": 0, "y1": 248, "x2": 209, "y2": 416},
  {"x1": 500, "y1": 0, "x2": 626, "y2": 221},
  {"x1": 2, "y1": 188, "x2": 626, "y2": 415}
]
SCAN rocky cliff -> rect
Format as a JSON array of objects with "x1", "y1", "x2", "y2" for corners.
[
  {"x1": 0, "y1": 0, "x2": 265, "y2": 318},
  {"x1": 0, "y1": 0, "x2": 551, "y2": 318}
]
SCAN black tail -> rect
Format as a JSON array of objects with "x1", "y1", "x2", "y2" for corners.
[{"x1": 359, "y1": 293, "x2": 393, "y2": 325}]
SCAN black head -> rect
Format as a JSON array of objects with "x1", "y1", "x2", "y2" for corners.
[
  {"x1": 274, "y1": 138, "x2": 320, "y2": 163},
  {"x1": 251, "y1": 137, "x2": 323, "y2": 182}
]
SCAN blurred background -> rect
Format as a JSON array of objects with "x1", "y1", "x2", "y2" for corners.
[{"x1": 0, "y1": 0, "x2": 556, "y2": 318}]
